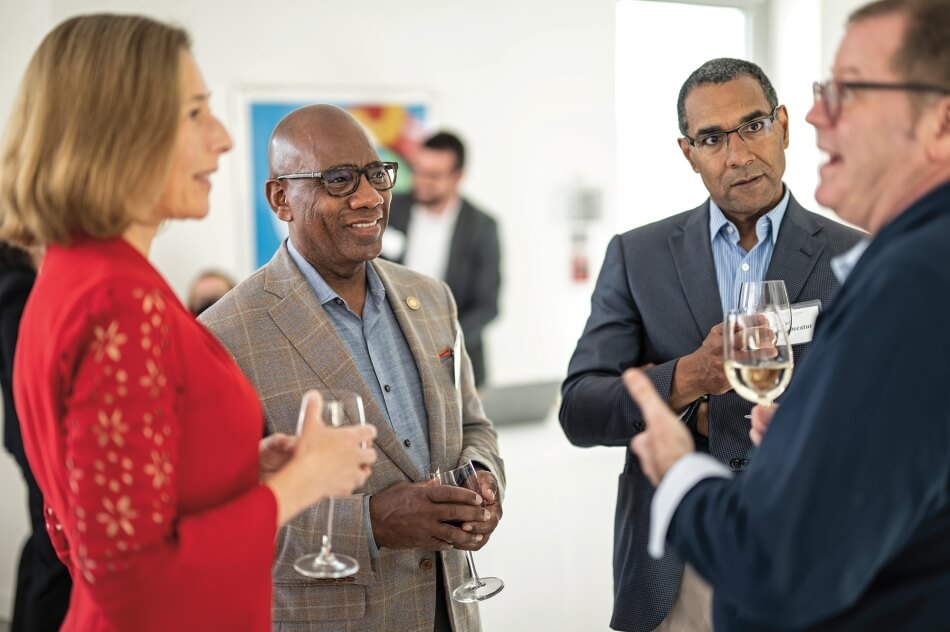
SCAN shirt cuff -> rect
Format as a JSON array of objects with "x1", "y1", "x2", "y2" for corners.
[
  {"x1": 649, "y1": 452, "x2": 732, "y2": 559},
  {"x1": 363, "y1": 495, "x2": 379, "y2": 559}
]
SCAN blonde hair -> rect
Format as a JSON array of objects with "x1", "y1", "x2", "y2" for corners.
[{"x1": 0, "y1": 14, "x2": 190, "y2": 247}]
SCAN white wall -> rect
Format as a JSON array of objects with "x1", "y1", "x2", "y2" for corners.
[{"x1": 0, "y1": 0, "x2": 870, "y2": 627}]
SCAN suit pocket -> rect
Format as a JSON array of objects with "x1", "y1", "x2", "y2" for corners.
[{"x1": 271, "y1": 582, "x2": 366, "y2": 626}]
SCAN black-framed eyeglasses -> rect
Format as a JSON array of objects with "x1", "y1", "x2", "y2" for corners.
[
  {"x1": 813, "y1": 79, "x2": 950, "y2": 124},
  {"x1": 276, "y1": 161, "x2": 398, "y2": 197},
  {"x1": 684, "y1": 107, "x2": 780, "y2": 153}
]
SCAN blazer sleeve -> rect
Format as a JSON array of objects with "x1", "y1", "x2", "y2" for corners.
[
  {"x1": 59, "y1": 280, "x2": 277, "y2": 627},
  {"x1": 665, "y1": 261, "x2": 950, "y2": 627},
  {"x1": 560, "y1": 235, "x2": 680, "y2": 447}
]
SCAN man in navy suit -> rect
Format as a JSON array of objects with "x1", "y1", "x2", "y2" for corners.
[
  {"x1": 560, "y1": 56, "x2": 864, "y2": 630},
  {"x1": 625, "y1": 0, "x2": 950, "y2": 629}
]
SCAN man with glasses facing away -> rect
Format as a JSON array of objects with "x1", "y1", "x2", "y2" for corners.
[
  {"x1": 560, "y1": 58, "x2": 863, "y2": 631},
  {"x1": 621, "y1": 0, "x2": 950, "y2": 630},
  {"x1": 200, "y1": 105, "x2": 504, "y2": 632}
]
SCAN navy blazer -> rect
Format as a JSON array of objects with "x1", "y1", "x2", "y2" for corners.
[
  {"x1": 669, "y1": 181, "x2": 950, "y2": 631},
  {"x1": 560, "y1": 192, "x2": 865, "y2": 631},
  {"x1": 385, "y1": 193, "x2": 500, "y2": 386}
]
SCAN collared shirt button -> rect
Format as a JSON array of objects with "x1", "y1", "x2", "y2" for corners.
[
  {"x1": 384, "y1": 384, "x2": 392, "y2": 393},
  {"x1": 404, "y1": 439, "x2": 411, "y2": 448},
  {"x1": 419, "y1": 558, "x2": 434, "y2": 572},
  {"x1": 726, "y1": 226, "x2": 734, "y2": 234},
  {"x1": 741, "y1": 263, "x2": 750, "y2": 272},
  {"x1": 334, "y1": 298, "x2": 344, "y2": 306}
]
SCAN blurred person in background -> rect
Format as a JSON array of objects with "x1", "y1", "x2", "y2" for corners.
[
  {"x1": 382, "y1": 131, "x2": 500, "y2": 387},
  {"x1": 187, "y1": 268, "x2": 236, "y2": 315},
  {"x1": 0, "y1": 240, "x2": 71, "y2": 632}
]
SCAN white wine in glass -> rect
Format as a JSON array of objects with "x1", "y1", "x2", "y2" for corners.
[
  {"x1": 723, "y1": 309, "x2": 794, "y2": 407},
  {"x1": 294, "y1": 389, "x2": 366, "y2": 579}
]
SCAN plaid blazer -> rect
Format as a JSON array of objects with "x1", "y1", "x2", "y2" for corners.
[{"x1": 200, "y1": 243, "x2": 505, "y2": 632}]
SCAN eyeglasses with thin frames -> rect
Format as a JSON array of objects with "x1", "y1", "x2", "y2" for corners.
[
  {"x1": 684, "y1": 107, "x2": 780, "y2": 154},
  {"x1": 812, "y1": 79, "x2": 950, "y2": 124},
  {"x1": 276, "y1": 161, "x2": 398, "y2": 197}
]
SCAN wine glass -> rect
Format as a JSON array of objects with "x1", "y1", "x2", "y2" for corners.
[
  {"x1": 723, "y1": 308, "x2": 794, "y2": 408},
  {"x1": 429, "y1": 457, "x2": 504, "y2": 603},
  {"x1": 738, "y1": 280, "x2": 792, "y2": 332},
  {"x1": 294, "y1": 389, "x2": 366, "y2": 579}
]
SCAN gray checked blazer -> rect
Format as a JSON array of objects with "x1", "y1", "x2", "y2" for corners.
[
  {"x1": 559, "y1": 192, "x2": 865, "y2": 632},
  {"x1": 199, "y1": 242, "x2": 505, "y2": 632}
]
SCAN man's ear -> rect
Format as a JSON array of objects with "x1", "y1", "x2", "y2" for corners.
[
  {"x1": 777, "y1": 104, "x2": 791, "y2": 150},
  {"x1": 926, "y1": 96, "x2": 950, "y2": 163},
  {"x1": 266, "y1": 180, "x2": 293, "y2": 222},
  {"x1": 678, "y1": 137, "x2": 700, "y2": 174}
]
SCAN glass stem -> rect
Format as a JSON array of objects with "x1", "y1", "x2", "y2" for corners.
[
  {"x1": 323, "y1": 497, "x2": 336, "y2": 555},
  {"x1": 464, "y1": 551, "x2": 484, "y2": 587}
]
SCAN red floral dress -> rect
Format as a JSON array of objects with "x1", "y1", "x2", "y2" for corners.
[{"x1": 15, "y1": 237, "x2": 277, "y2": 631}]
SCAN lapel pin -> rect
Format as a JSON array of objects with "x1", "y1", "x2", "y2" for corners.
[{"x1": 407, "y1": 296, "x2": 420, "y2": 310}]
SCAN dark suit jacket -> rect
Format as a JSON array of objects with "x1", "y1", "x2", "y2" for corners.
[
  {"x1": 559, "y1": 192, "x2": 865, "y2": 631},
  {"x1": 385, "y1": 193, "x2": 500, "y2": 385},
  {"x1": 670, "y1": 181, "x2": 950, "y2": 630},
  {"x1": 1, "y1": 266, "x2": 33, "y2": 464}
]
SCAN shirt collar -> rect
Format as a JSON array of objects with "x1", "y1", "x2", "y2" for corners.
[
  {"x1": 831, "y1": 239, "x2": 871, "y2": 284},
  {"x1": 286, "y1": 239, "x2": 386, "y2": 308},
  {"x1": 708, "y1": 186, "x2": 790, "y2": 247}
]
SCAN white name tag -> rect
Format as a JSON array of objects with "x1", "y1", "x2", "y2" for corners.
[{"x1": 787, "y1": 300, "x2": 821, "y2": 345}]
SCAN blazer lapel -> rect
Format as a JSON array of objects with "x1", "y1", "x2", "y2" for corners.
[
  {"x1": 264, "y1": 245, "x2": 421, "y2": 480},
  {"x1": 669, "y1": 203, "x2": 725, "y2": 337},
  {"x1": 372, "y1": 260, "x2": 452, "y2": 476},
  {"x1": 765, "y1": 194, "x2": 826, "y2": 303}
]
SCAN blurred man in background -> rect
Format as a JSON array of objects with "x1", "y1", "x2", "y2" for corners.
[{"x1": 383, "y1": 131, "x2": 500, "y2": 387}]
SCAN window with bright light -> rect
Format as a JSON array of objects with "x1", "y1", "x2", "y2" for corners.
[{"x1": 616, "y1": 0, "x2": 750, "y2": 229}]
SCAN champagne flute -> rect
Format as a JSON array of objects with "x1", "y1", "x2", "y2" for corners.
[
  {"x1": 294, "y1": 389, "x2": 366, "y2": 579},
  {"x1": 429, "y1": 458, "x2": 504, "y2": 602},
  {"x1": 738, "y1": 280, "x2": 792, "y2": 332},
  {"x1": 723, "y1": 308, "x2": 794, "y2": 407}
]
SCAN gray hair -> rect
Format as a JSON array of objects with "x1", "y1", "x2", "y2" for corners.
[{"x1": 677, "y1": 58, "x2": 779, "y2": 136}]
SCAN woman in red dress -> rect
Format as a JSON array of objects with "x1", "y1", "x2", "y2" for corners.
[{"x1": 0, "y1": 14, "x2": 377, "y2": 631}]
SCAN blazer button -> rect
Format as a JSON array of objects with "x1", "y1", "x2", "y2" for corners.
[
  {"x1": 419, "y1": 558, "x2": 434, "y2": 572},
  {"x1": 729, "y1": 458, "x2": 742, "y2": 470}
]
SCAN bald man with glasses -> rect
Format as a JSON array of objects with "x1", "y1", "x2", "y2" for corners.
[
  {"x1": 560, "y1": 58, "x2": 864, "y2": 632},
  {"x1": 200, "y1": 105, "x2": 504, "y2": 632}
]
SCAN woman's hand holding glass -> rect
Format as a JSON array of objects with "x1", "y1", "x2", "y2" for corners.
[{"x1": 264, "y1": 390, "x2": 377, "y2": 529}]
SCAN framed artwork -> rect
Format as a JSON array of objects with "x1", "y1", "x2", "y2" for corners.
[{"x1": 237, "y1": 91, "x2": 429, "y2": 269}]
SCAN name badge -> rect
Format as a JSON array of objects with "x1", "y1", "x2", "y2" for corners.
[{"x1": 787, "y1": 300, "x2": 821, "y2": 345}]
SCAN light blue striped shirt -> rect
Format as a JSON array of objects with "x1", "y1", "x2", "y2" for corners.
[{"x1": 709, "y1": 188, "x2": 790, "y2": 312}]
